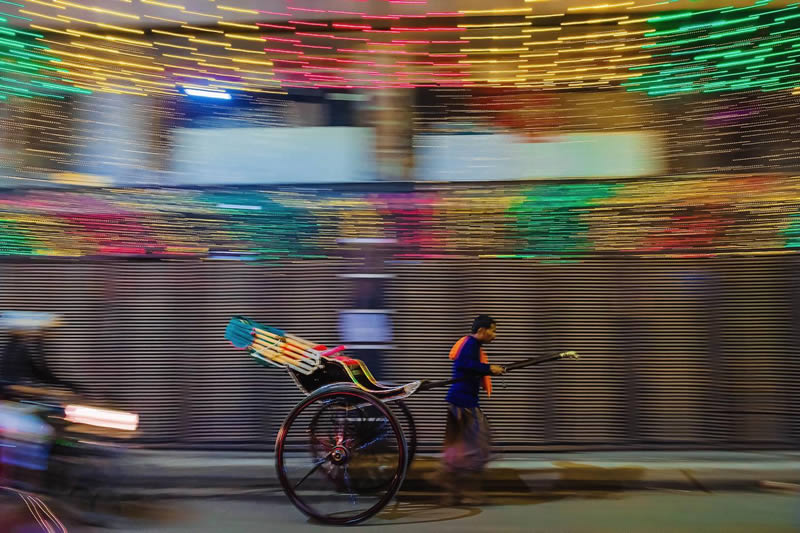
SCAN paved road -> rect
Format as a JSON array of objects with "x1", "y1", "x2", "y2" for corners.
[{"x1": 4, "y1": 489, "x2": 798, "y2": 533}]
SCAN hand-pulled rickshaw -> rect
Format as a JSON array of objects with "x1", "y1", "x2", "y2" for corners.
[{"x1": 225, "y1": 316, "x2": 579, "y2": 526}]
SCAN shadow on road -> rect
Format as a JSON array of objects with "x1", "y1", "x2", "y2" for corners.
[{"x1": 368, "y1": 487, "x2": 629, "y2": 527}]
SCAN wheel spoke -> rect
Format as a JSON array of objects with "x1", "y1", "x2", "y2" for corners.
[
  {"x1": 355, "y1": 418, "x2": 391, "y2": 452},
  {"x1": 342, "y1": 403, "x2": 351, "y2": 443},
  {"x1": 342, "y1": 466, "x2": 358, "y2": 506},
  {"x1": 311, "y1": 433, "x2": 334, "y2": 451},
  {"x1": 294, "y1": 453, "x2": 331, "y2": 491}
]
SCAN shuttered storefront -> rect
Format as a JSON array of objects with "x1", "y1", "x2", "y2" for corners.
[{"x1": 1, "y1": 256, "x2": 797, "y2": 450}]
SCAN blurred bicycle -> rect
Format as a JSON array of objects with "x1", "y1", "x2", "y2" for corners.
[{"x1": 0, "y1": 311, "x2": 140, "y2": 527}]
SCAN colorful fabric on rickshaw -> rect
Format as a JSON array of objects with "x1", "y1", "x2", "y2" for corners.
[{"x1": 441, "y1": 404, "x2": 491, "y2": 474}]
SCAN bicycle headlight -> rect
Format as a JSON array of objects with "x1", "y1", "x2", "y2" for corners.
[{"x1": 64, "y1": 405, "x2": 139, "y2": 432}]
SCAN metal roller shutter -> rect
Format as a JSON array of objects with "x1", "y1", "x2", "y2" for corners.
[
  {"x1": 715, "y1": 257, "x2": 796, "y2": 444},
  {"x1": 0, "y1": 260, "x2": 108, "y2": 396},
  {"x1": 0, "y1": 256, "x2": 797, "y2": 450}
]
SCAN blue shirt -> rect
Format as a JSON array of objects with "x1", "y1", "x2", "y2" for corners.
[{"x1": 445, "y1": 335, "x2": 492, "y2": 408}]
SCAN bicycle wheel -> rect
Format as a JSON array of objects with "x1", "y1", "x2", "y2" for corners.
[{"x1": 276, "y1": 385, "x2": 408, "y2": 525}]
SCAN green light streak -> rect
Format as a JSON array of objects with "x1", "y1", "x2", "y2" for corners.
[
  {"x1": 760, "y1": 35, "x2": 800, "y2": 46},
  {"x1": 717, "y1": 57, "x2": 765, "y2": 68},
  {"x1": 0, "y1": 3, "x2": 92, "y2": 100},
  {"x1": 695, "y1": 47, "x2": 768, "y2": 60},
  {"x1": 648, "y1": 7, "x2": 730, "y2": 23},
  {"x1": 645, "y1": 15, "x2": 760, "y2": 37},
  {"x1": 630, "y1": 61, "x2": 690, "y2": 70},
  {"x1": 644, "y1": 27, "x2": 761, "y2": 49},
  {"x1": 631, "y1": 2, "x2": 800, "y2": 97},
  {"x1": 670, "y1": 42, "x2": 749, "y2": 56}
]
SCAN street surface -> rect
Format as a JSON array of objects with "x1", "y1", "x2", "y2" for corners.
[{"x1": 3, "y1": 489, "x2": 798, "y2": 533}]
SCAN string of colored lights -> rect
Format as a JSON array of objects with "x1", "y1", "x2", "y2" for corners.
[
  {"x1": 0, "y1": 0, "x2": 666, "y2": 92},
  {"x1": 0, "y1": 176, "x2": 799, "y2": 260},
  {"x1": 0, "y1": 0, "x2": 89, "y2": 99},
  {"x1": 2, "y1": 0, "x2": 797, "y2": 93},
  {"x1": 625, "y1": 0, "x2": 800, "y2": 96}
]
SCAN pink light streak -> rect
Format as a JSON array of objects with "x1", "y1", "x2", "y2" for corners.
[
  {"x1": 272, "y1": 59, "x2": 309, "y2": 65},
  {"x1": 264, "y1": 37, "x2": 301, "y2": 43},
  {"x1": 390, "y1": 27, "x2": 466, "y2": 32},
  {"x1": 302, "y1": 65, "x2": 380, "y2": 75},
  {"x1": 287, "y1": 7, "x2": 326, "y2": 13},
  {"x1": 257, "y1": 23, "x2": 296, "y2": 30},
  {"x1": 332, "y1": 23, "x2": 372, "y2": 30},
  {"x1": 305, "y1": 55, "x2": 377, "y2": 65},
  {"x1": 264, "y1": 48, "x2": 305, "y2": 55},
  {"x1": 296, "y1": 32, "x2": 370, "y2": 42},
  {"x1": 289, "y1": 21, "x2": 328, "y2": 27}
]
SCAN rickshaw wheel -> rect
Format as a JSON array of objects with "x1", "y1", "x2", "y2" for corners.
[
  {"x1": 276, "y1": 385, "x2": 408, "y2": 526},
  {"x1": 307, "y1": 398, "x2": 416, "y2": 494},
  {"x1": 391, "y1": 400, "x2": 417, "y2": 467}
]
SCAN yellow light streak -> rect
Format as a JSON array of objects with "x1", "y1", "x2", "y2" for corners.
[
  {"x1": 521, "y1": 27, "x2": 562, "y2": 33},
  {"x1": 56, "y1": 50, "x2": 164, "y2": 71},
  {"x1": 182, "y1": 25, "x2": 225, "y2": 34},
  {"x1": 26, "y1": 0, "x2": 66, "y2": 10},
  {"x1": 154, "y1": 42, "x2": 198, "y2": 50},
  {"x1": 52, "y1": 0, "x2": 140, "y2": 19},
  {"x1": 152, "y1": 29, "x2": 194, "y2": 38},
  {"x1": 522, "y1": 40, "x2": 562, "y2": 46},
  {"x1": 65, "y1": 29, "x2": 153, "y2": 48},
  {"x1": 568, "y1": 2, "x2": 635, "y2": 11},
  {"x1": 558, "y1": 31, "x2": 628, "y2": 40},
  {"x1": 228, "y1": 48, "x2": 264, "y2": 55},
  {"x1": 231, "y1": 58, "x2": 274, "y2": 66},
  {"x1": 144, "y1": 15, "x2": 188, "y2": 24},
  {"x1": 520, "y1": 52, "x2": 559, "y2": 57},
  {"x1": 163, "y1": 53, "x2": 202, "y2": 62},
  {"x1": 56, "y1": 15, "x2": 145, "y2": 34},
  {"x1": 217, "y1": 5, "x2": 258, "y2": 14},
  {"x1": 19, "y1": 10, "x2": 66, "y2": 23},
  {"x1": 181, "y1": 10, "x2": 222, "y2": 19},
  {"x1": 555, "y1": 55, "x2": 622, "y2": 63},
  {"x1": 189, "y1": 38, "x2": 233, "y2": 47},
  {"x1": 618, "y1": 17, "x2": 652, "y2": 25},
  {"x1": 218, "y1": 21, "x2": 259, "y2": 29},
  {"x1": 562, "y1": 16, "x2": 629, "y2": 25},
  {"x1": 30, "y1": 24, "x2": 72, "y2": 36},
  {"x1": 141, "y1": 0, "x2": 184, "y2": 10},
  {"x1": 225, "y1": 33, "x2": 265, "y2": 42}
]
